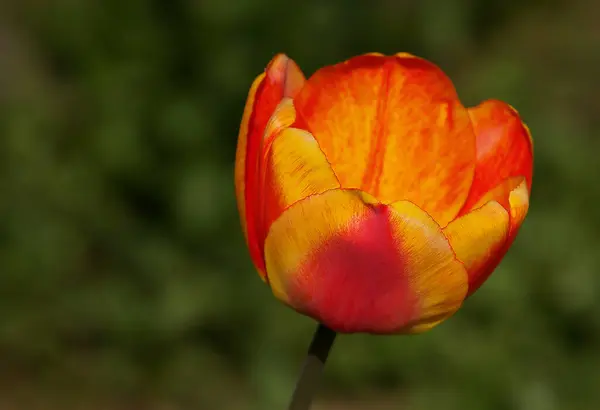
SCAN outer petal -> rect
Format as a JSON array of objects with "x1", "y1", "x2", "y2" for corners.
[
  {"x1": 460, "y1": 100, "x2": 533, "y2": 214},
  {"x1": 293, "y1": 53, "x2": 476, "y2": 226},
  {"x1": 264, "y1": 189, "x2": 468, "y2": 334},
  {"x1": 234, "y1": 54, "x2": 306, "y2": 276},
  {"x1": 445, "y1": 177, "x2": 530, "y2": 295}
]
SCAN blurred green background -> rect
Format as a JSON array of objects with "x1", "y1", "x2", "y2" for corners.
[{"x1": 1, "y1": 0, "x2": 599, "y2": 409}]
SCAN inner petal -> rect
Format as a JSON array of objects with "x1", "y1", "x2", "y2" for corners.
[{"x1": 293, "y1": 53, "x2": 476, "y2": 226}]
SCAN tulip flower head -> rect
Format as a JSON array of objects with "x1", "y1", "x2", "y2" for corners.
[{"x1": 235, "y1": 53, "x2": 533, "y2": 335}]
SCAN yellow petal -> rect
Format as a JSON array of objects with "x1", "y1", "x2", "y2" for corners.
[
  {"x1": 444, "y1": 177, "x2": 530, "y2": 295},
  {"x1": 262, "y1": 119, "x2": 340, "y2": 241},
  {"x1": 507, "y1": 179, "x2": 530, "y2": 241},
  {"x1": 443, "y1": 201, "x2": 509, "y2": 295}
]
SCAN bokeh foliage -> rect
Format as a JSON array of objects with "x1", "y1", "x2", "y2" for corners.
[{"x1": 1, "y1": 0, "x2": 599, "y2": 409}]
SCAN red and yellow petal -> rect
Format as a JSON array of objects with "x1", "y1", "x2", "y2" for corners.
[
  {"x1": 293, "y1": 53, "x2": 476, "y2": 226},
  {"x1": 444, "y1": 177, "x2": 530, "y2": 295},
  {"x1": 264, "y1": 189, "x2": 468, "y2": 334},
  {"x1": 460, "y1": 100, "x2": 533, "y2": 214},
  {"x1": 234, "y1": 54, "x2": 306, "y2": 275}
]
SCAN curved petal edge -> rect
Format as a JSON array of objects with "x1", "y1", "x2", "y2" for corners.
[
  {"x1": 446, "y1": 177, "x2": 530, "y2": 295},
  {"x1": 234, "y1": 54, "x2": 306, "y2": 279},
  {"x1": 460, "y1": 99, "x2": 533, "y2": 214}
]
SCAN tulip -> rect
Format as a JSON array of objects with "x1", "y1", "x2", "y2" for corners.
[
  {"x1": 235, "y1": 53, "x2": 532, "y2": 409},
  {"x1": 236, "y1": 52, "x2": 532, "y2": 334}
]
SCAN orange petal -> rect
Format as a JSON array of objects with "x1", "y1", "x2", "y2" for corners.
[
  {"x1": 460, "y1": 100, "x2": 533, "y2": 214},
  {"x1": 264, "y1": 189, "x2": 468, "y2": 334},
  {"x1": 445, "y1": 177, "x2": 530, "y2": 295},
  {"x1": 293, "y1": 53, "x2": 476, "y2": 226},
  {"x1": 234, "y1": 54, "x2": 306, "y2": 277}
]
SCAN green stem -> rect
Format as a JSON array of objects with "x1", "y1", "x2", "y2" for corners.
[{"x1": 288, "y1": 323, "x2": 337, "y2": 410}]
